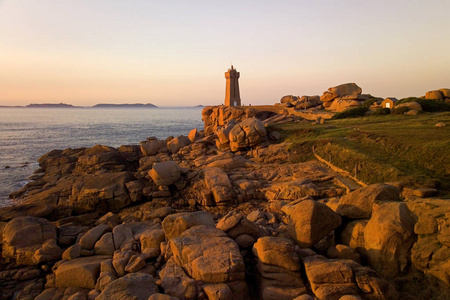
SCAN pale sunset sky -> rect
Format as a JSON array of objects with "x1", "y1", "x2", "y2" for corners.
[{"x1": 0, "y1": 0, "x2": 449, "y2": 106}]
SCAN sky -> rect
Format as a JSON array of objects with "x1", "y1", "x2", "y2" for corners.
[{"x1": 0, "y1": 0, "x2": 449, "y2": 106}]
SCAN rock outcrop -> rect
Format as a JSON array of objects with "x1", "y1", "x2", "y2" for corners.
[
  {"x1": 279, "y1": 95, "x2": 323, "y2": 111},
  {"x1": 407, "y1": 198, "x2": 450, "y2": 291},
  {"x1": 2, "y1": 99, "x2": 448, "y2": 299},
  {"x1": 166, "y1": 225, "x2": 249, "y2": 299},
  {"x1": 319, "y1": 83, "x2": 378, "y2": 112},
  {"x1": 229, "y1": 117, "x2": 267, "y2": 152},
  {"x1": 424, "y1": 88, "x2": 450, "y2": 102}
]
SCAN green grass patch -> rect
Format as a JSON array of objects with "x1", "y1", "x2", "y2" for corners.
[{"x1": 273, "y1": 112, "x2": 450, "y2": 195}]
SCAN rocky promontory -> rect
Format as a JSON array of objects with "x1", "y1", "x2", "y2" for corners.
[{"x1": 0, "y1": 103, "x2": 449, "y2": 300}]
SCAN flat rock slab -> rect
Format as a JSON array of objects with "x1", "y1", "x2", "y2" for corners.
[
  {"x1": 97, "y1": 272, "x2": 158, "y2": 300},
  {"x1": 55, "y1": 255, "x2": 111, "y2": 289}
]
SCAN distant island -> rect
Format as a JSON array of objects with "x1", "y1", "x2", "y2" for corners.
[
  {"x1": 0, "y1": 103, "x2": 211, "y2": 108},
  {"x1": 93, "y1": 103, "x2": 158, "y2": 108},
  {"x1": 26, "y1": 103, "x2": 75, "y2": 108},
  {"x1": 0, "y1": 102, "x2": 159, "y2": 108}
]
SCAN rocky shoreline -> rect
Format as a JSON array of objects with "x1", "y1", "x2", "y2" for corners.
[{"x1": 1, "y1": 99, "x2": 449, "y2": 299}]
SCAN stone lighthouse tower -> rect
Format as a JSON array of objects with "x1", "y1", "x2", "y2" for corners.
[{"x1": 225, "y1": 65, "x2": 241, "y2": 107}]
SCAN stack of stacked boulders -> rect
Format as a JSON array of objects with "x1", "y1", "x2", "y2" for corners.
[
  {"x1": 202, "y1": 106, "x2": 268, "y2": 152},
  {"x1": 252, "y1": 237, "x2": 308, "y2": 299},
  {"x1": 423, "y1": 88, "x2": 450, "y2": 102},
  {"x1": 217, "y1": 211, "x2": 260, "y2": 254},
  {"x1": 279, "y1": 83, "x2": 384, "y2": 113},
  {"x1": 279, "y1": 95, "x2": 323, "y2": 111},
  {"x1": 1, "y1": 210, "x2": 251, "y2": 299},
  {"x1": 320, "y1": 83, "x2": 375, "y2": 112},
  {"x1": 407, "y1": 198, "x2": 450, "y2": 290},
  {"x1": 160, "y1": 211, "x2": 250, "y2": 300},
  {"x1": 335, "y1": 184, "x2": 416, "y2": 277},
  {"x1": 202, "y1": 106, "x2": 254, "y2": 135}
]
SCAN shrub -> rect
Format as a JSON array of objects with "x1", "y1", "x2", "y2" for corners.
[
  {"x1": 396, "y1": 97, "x2": 450, "y2": 112},
  {"x1": 372, "y1": 108, "x2": 391, "y2": 116},
  {"x1": 391, "y1": 106, "x2": 409, "y2": 115},
  {"x1": 395, "y1": 97, "x2": 422, "y2": 105},
  {"x1": 333, "y1": 107, "x2": 369, "y2": 119},
  {"x1": 419, "y1": 100, "x2": 450, "y2": 112},
  {"x1": 363, "y1": 98, "x2": 377, "y2": 108}
]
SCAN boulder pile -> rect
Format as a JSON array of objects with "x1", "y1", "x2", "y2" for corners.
[
  {"x1": 279, "y1": 95, "x2": 323, "y2": 111},
  {"x1": 279, "y1": 83, "x2": 384, "y2": 113},
  {"x1": 4, "y1": 185, "x2": 438, "y2": 299},
  {"x1": 320, "y1": 83, "x2": 378, "y2": 112},
  {"x1": 424, "y1": 88, "x2": 450, "y2": 102}
]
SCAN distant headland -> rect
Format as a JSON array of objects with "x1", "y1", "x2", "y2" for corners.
[
  {"x1": 26, "y1": 103, "x2": 75, "y2": 108},
  {"x1": 93, "y1": 103, "x2": 157, "y2": 108}
]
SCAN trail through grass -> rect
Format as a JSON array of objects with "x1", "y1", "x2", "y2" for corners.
[{"x1": 273, "y1": 112, "x2": 450, "y2": 195}]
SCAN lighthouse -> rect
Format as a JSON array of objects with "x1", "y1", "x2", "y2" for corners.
[{"x1": 225, "y1": 65, "x2": 241, "y2": 107}]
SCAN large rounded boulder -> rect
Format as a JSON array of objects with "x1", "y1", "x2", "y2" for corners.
[
  {"x1": 2, "y1": 216, "x2": 57, "y2": 265},
  {"x1": 149, "y1": 161, "x2": 181, "y2": 186}
]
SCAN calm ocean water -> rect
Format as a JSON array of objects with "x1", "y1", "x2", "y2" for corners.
[{"x1": 0, "y1": 107, "x2": 204, "y2": 207}]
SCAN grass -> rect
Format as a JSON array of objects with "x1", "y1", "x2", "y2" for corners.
[{"x1": 272, "y1": 112, "x2": 450, "y2": 195}]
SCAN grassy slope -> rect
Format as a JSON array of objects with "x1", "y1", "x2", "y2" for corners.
[{"x1": 273, "y1": 112, "x2": 450, "y2": 195}]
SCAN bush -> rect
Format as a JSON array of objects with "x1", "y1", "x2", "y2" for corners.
[
  {"x1": 333, "y1": 107, "x2": 369, "y2": 119},
  {"x1": 391, "y1": 106, "x2": 409, "y2": 115},
  {"x1": 372, "y1": 108, "x2": 391, "y2": 116},
  {"x1": 419, "y1": 100, "x2": 450, "y2": 112},
  {"x1": 363, "y1": 98, "x2": 377, "y2": 108},
  {"x1": 395, "y1": 97, "x2": 421, "y2": 105},
  {"x1": 396, "y1": 97, "x2": 450, "y2": 112}
]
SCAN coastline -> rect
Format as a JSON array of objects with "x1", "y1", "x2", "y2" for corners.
[
  {"x1": 0, "y1": 107, "x2": 204, "y2": 207},
  {"x1": 0, "y1": 104, "x2": 448, "y2": 299}
]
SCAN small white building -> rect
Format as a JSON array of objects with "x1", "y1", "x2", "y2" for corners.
[{"x1": 381, "y1": 97, "x2": 398, "y2": 109}]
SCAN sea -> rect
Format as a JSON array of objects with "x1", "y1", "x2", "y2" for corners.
[{"x1": 0, "y1": 107, "x2": 205, "y2": 207}]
